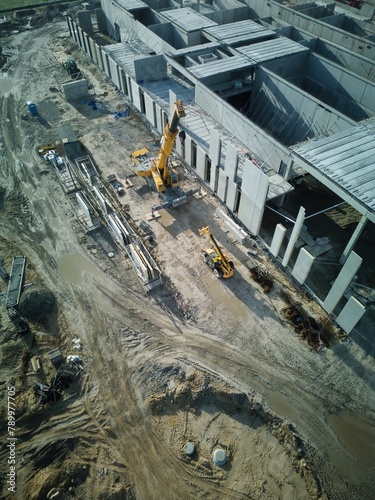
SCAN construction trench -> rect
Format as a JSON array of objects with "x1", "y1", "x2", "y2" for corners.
[{"x1": 0, "y1": 9, "x2": 375, "y2": 500}]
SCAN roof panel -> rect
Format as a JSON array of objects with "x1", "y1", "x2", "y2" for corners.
[
  {"x1": 293, "y1": 120, "x2": 375, "y2": 213},
  {"x1": 162, "y1": 7, "x2": 217, "y2": 32},
  {"x1": 116, "y1": 0, "x2": 148, "y2": 11},
  {"x1": 203, "y1": 20, "x2": 276, "y2": 45},
  {"x1": 188, "y1": 55, "x2": 255, "y2": 79},
  {"x1": 238, "y1": 38, "x2": 308, "y2": 63}
]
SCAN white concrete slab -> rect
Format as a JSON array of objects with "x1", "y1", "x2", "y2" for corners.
[
  {"x1": 292, "y1": 248, "x2": 315, "y2": 284},
  {"x1": 209, "y1": 128, "x2": 220, "y2": 166},
  {"x1": 282, "y1": 207, "x2": 305, "y2": 267},
  {"x1": 336, "y1": 296, "x2": 366, "y2": 333},
  {"x1": 224, "y1": 143, "x2": 238, "y2": 181},
  {"x1": 323, "y1": 251, "x2": 362, "y2": 314},
  {"x1": 270, "y1": 223, "x2": 286, "y2": 257}
]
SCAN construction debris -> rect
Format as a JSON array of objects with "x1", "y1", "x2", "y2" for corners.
[
  {"x1": 249, "y1": 265, "x2": 273, "y2": 293},
  {"x1": 282, "y1": 303, "x2": 328, "y2": 351}
]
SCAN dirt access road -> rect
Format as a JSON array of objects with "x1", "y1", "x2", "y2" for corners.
[{"x1": 0, "y1": 18, "x2": 375, "y2": 500}]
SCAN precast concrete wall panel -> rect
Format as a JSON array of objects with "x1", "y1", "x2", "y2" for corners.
[
  {"x1": 217, "y1": 170, "x2": 228, "y2": 202},
  {"x1": 323, "y1": 251, "x2": 362, "y2": 314},
  {"x1": 196, "y1": 145, "x2": 206, "y2": 180},
  {"x1": 282, "y1": 207, "x2": 305, "y2": 268},
  {"x1": 226, "y1": 181, "x2": 238, "y2": 212},
  {"x1": 76, "y1": 193, "x2": 91, "y2": 224},
  {"x1": 95, "y1": 8, "x2": 107, "y2": 35},
  {"x1": 130, "y1": 81, "x2": 141, "y2": 111},
  {"x1": 225, "y1": 143, "x2": 238, "y2": 182},
  {"x1": 238, "y1": 160, "x2": 269, "y2": 235},
  {"x1": 209, "y1": 129, "x2": 221, "y2": 166},
  {"x1": 270, "y1": 223, "x2": 287, "y2": 257},
  {"x1": 195, "y1": 83, "x2": 293, "y2": 175},
  {"x1": 292, "y1": 248, "x2": 315, "y2": 284},
  {"x1": 184, "y1": 135, "x2": 192, "y2": 165},
  {"x1": 78, "y1": 11, "x2": 93, "y2": 34},
  {"x1": 96, "y1": 44, "x2": 104, "y2": 71},
  {"x1": 89, "y1": 39, "x2": 97, "y2": 64},
  {"x1": 108, "y1": 57, "x2": 120, "y2": 89},
  {"x1": 336, "y1": 296, "x2": 366, "y2": 333},
  {"x1": 144, "y1": 94, "x2": 155, "y2": 128},
  {"x1": 155, "y1": 103, "x2": 163, "y2": 134}
]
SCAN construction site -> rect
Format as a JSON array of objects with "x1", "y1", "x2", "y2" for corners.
[{"x1": 0, "y1": 0, "x2": 374, "y2": 498}]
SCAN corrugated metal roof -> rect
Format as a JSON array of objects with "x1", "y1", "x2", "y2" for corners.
[
  {"x1": 116, "y1": 0, "x2": 148, "y2": 11},
  {"x1": 188, "y1": 55, "x2": 255, "y2": 80},
  {"x1": 237, "y1": 38, "x2": 308, "y2": 63},
  {"x1": 293, "y1": 119, "x2": 375, "y2": 213},
  {"x1": 203, "y1": 20, "x2": 276, "y2": 46},
  {"x1": 161, "y1": 7, "x2": 217, "y2": 32}
]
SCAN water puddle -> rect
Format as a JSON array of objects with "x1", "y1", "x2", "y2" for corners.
[
  {"x1": 328, "y1": 412, "x2": 375, "y2": 463},
  {"x1": 57, "y1": 253, "x2": 101, "y2": 285},
  {"x1": 266, "y1": 390, "x2": 297, "y2": 421},
  {"x1": 0, "y1": 77, "x2": 14, "y2": 93}
]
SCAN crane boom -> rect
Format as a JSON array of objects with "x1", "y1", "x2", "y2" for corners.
[
  {"x1": 199, "y1": 226, "x2": 235, "y2": 279},
  {"x1": 135, "y1": 100, "x2": 185, "y2": 192}
]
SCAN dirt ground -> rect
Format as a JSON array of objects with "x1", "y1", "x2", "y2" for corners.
[{"x1": 0, "y1": 16, "x2": 375, "y2": 500}]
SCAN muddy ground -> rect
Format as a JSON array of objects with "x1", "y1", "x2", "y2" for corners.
[{"x1": 0, "y1": 15, "x2": 375, "y2": 500}]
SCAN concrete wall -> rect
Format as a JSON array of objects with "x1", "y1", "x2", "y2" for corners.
[
  {"x1": 314, "y1": 39, "x2": 375, "y2": 83},
  {"x1": 251, "y1": 68, "x2": 354, "y2": 144},
  {"x1": 134, "y1": 55, "x2": 167, "y2": 83},
  {"x1": 238, "y1": 159, "x2": 269, "y2": 235},
  {"x1": 195, "y1": 81, "x2": 293, "y2": 175},
  {"x1": 304, "y1": 54, "x2": 375, "y2": 116},
  {"x1": 248, "y1": 0, "x2": 375, "y2": 59}
]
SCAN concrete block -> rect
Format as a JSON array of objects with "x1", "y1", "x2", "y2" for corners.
[
  {"x1": 270, "y1": 224, "x2": 287, "y2": 257},
  {"x1": 336, "y1": 296, "x2": 366, "y2": 334},
  {"x1": 209, "y1": 128, "x2": 220, "y2": 166},
  {"x1": 224, "y1": 143, "x2": 238, "y2": 181},
  {"x1": 292, "y1": 248, "x2": 315, "y2": 284},
  {"x1": 282, "y1": 207, "x2": 305, "y2": 267}
]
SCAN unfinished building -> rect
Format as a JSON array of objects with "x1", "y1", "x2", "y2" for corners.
[{"x1": 66, "y1": 0, "x2": 375, "y2": 336}]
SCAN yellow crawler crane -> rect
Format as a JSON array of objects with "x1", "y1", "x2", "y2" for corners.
[
  {"x1": 199, "y1": 226, "x2": 235, "y2": 279},
  {"x1": 136, "y1": 100, "x2": 186, "y2": 193}
]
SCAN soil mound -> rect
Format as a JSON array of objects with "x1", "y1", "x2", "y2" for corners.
[{"x1": 19, "y1": 285, "x2": 56, "y2": 320}]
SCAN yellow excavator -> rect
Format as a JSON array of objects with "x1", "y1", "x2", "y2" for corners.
[
  {"x1": 135, "y1": 99, "x2": 185, "y2": 194},
  {"x1": 199, "y1": 226, "x2": 235, "y2": 279}
]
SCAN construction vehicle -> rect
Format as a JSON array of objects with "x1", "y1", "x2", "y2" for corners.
[
  {"x1": 64, "y1": 59, "x2": 81, "y2": 79},
  {"x1": 133, "y1": 100, "x2": 197, "y2": 209},
  {"x1": 199, "y1": 226, "x2": 235, "y2": 279}
]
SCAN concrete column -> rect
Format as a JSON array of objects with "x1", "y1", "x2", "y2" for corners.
[
  {"x1": 339, "y1": 215, "x2": 367, "y2": 264},
  {"x1": 282, "y1": 207, "x2": 305, "y2": 267},
  {"x1": 336, "y1": 296, "x2": 366, "y2": 334},
  {"x1": 323, "y1": 251, "x2": 362, "y2": 314},
  {"x1": 292, "y1": 248, "x2": 315, "y2": 284},
  {"x1": 270, "y1": 224, "x2": 286, "y2": 257}
]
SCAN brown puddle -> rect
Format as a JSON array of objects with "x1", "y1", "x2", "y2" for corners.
[
  {"x1": 57, "y1": 253, "x2": 101, "y2": 285},
  {"x1": 328, "y1": 412, "x2": 375, "y2": 463}
]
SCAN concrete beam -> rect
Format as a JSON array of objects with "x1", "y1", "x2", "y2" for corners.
[{"x1": 339, "y1": 215, "x2": 367, "y2": 264}]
